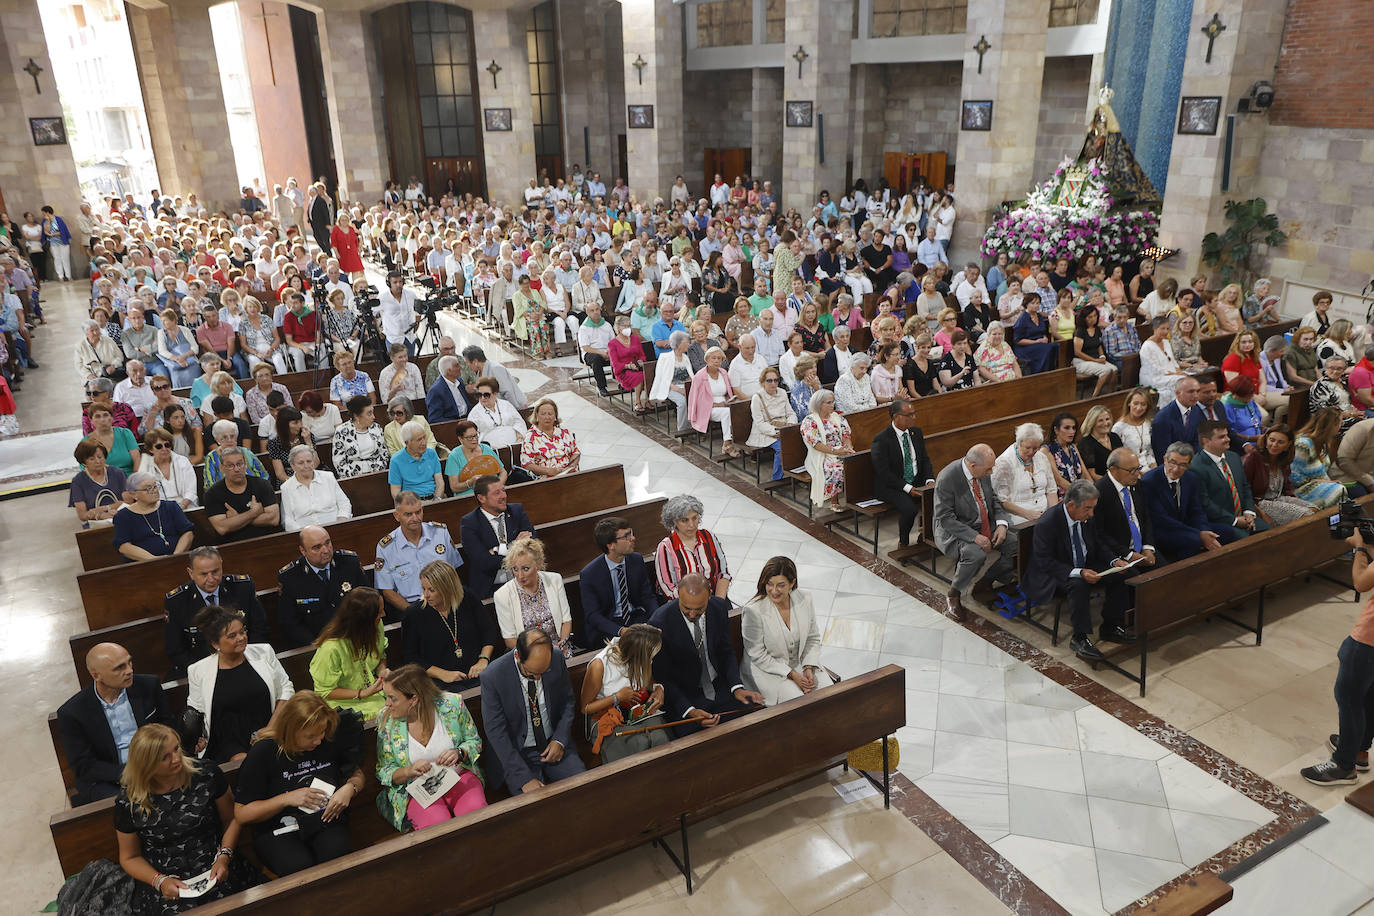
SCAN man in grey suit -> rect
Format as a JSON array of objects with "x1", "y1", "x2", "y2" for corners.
[
  {"x1": 932, "y1": 443, "x2": 1018, "y2": 619},
  {"x1": 479, "y1": 628, "x2": 586, "y2": 794}
]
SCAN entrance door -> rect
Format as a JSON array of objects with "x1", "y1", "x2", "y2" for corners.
[
  {"x1": 703, "y1": 148, "x2": 752, "y2": 196},
  {"x1": 426, "y1": 157, "x2": 483, "y2": 199}
]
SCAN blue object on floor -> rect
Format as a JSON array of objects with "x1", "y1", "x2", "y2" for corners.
[{"x1": 992, "y1": 585, "x2": 1036, "y2": 620}]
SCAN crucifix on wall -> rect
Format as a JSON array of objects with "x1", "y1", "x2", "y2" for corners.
[{"x1": 243, "y1": 2, "x2": 283, "y2": 86}]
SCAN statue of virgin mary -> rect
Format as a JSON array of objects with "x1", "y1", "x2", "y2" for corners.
[{"x1": 1076, "y1": 86, "x2": 1161, "y2": 211}]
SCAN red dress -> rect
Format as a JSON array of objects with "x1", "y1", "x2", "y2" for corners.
[
  {"x1": 330, "y1": 224, "x2": 364, "y2": 273},
  {"x1": 609, "y1": 333, "x2": 647, "y2": 390}
]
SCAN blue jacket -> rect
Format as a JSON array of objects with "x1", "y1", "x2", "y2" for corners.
[
  {"x1": 425, "y1": 375, "x2": 472, "y2": 423},
  {"x1": 1150, "y1": 400, "x2": 1202, "y2": 466},
  {"x1": 43, "y1": 215, "x2": 71, "y2": 245},
  {"x1": 579, "y1": 553, "x2": 660, "y2": 649}
]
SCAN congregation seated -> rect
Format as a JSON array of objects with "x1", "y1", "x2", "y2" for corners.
[
  {"x1": 522, "y1": 398, "x2": 581, "y2": 480},
  {"x1": 653, "y1": 494, "x2": 732, "y2": 600},
  {"x1": 580, "y1": 516, "x2": 659, "y2": 648},
  {"x1": 70, "y1": 437, "x2": 130, "y2": 528},
  {"x1": 1291, "y1": 407, "x2": 1349, "y2": 508},
  {"x1": 244, "y1": 362, "x2": 292, "y2": 428},
  {"x1": 742, "y1": 557, "x2": 823, "y2": 706},
  {"x1": 233, "y1": 691, "x2": 366, "y2": 877},
  {"x1": 140, "y1": 374, "x2": 202, "y2": 440},
  {"x1": 379, "y1": 342, "x2": 426, "y2": 403},
  {"x1": 310, "y1": 587, "x2": 390, "y2": 721},
  {"x1": 327, "y1": 350, "x2": 375, "y2": 408},
  {"x1": 991, "y1": 422, "x2": 1058, "y2": 525},
  {"x1": 1139, "y1": 442, "x2": 1230, "y2": 561},
  {"x1": 164, "y1": 545, "x2": 271, "y2": 678},
  {"x1": 280, "y1": 445, "x2": 352, "y2": 531},
  {"x1": 403, "y1": 559, "x2": 499, "y2": 692},
  {"x1": 375, "y1": 490, "x2": 461, "y2": 617},
  {"x1": 298, "y1": 390, "x2": 342, "y2": 444},
  {"x1": 384, "y1": 395, "x2": 445, "y2": 458},
  {"x1": 194, "y1": 365, "x2": 246, "y2": 423},
  {"x1": 142, "y1": 427, "x2": 199, "y2": 508},
  {"x1": 112, "y1": 471, "x2": 195, "y2": 561},
  {"x1": 932, "y1": 444, "x2": 1019, "y2": 619},
  {"x1": 469, "y1": 374, "x2": 527, "y2": 449},
  {"x1": 462, "y1": 345, "x2": 528, "y2": 410},
  {"x1": 649, "y1": 573, "x2": 764, "y2": 738},
  {"x1": 332, "y1": 395, "x2": 390, "y2": 479},
  {"x1": 267, "y1": 406, "x2": 311, "y2": 483},
  {"x1": 205, "y1": 445, "x2": 281, "y2": 542},
  {"x1": 58, "y1": 642, "x2": 171, "y2": 805},
  {"x1": 388, "y1": 419, "x2": 444, "y2": 500},
  {"x1": 579, "y1": 624, "x2": 670, "y2": 762},
  {"x1": 82, "y1": 375, "x2": 137, "y2": 434},
  {"x1": 376, "y1": 664, "x2": 488, "y2": 832},
  {"x1": 1243, "y1": 424, "x2": 1317, "y2": 526},
  {"x1": 494, "y1": 537, "x2": 574, "y2": 655},
  {"x1": 426, "y1": 354, "x2": 474, "y2": 423},
  {"x1": 479, "y1": 627, "x2": 586, "y2": 795},
  {"x1": 801, "y1": 388, "x2": 854, "y2": 512},
  {"x1": 74, "y1": 317, "x2": 125, "y2": 384},
  {"x1": 187, "y1": 605, "x2": 293, "y2": 764},
  {"x1": 116, "y1": 724, "x2": 265, "y2": 911}
]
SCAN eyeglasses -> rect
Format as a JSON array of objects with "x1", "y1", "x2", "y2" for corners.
[
  {"x1": 151, "y1": 442, "x2": 171, "y2": 450},
  {"x1": 391, "y1": 409, "x2": 407, "y2": 417},
  {"x1": 135, "y1": 485, "x2": 160, "y2": 493},
  {"x1": 152, "y1": 384, "x2": 170, "y2": 392},
  {"x1": 478, "y1": 392, "x2": 494, "y2": 398}
]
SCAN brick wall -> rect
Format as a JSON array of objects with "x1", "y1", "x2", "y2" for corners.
[
  {"x1": 1271, "y1": 0, "x2": 1374, "y2": 129},
  {"x1": 877, "y1": 61, "x2": 962, "y2": 174},
  {"x1": 1032, "y1": 55, "x2": 1092, "y2": 181},
  {"x1": 683, "y1": 68, "x2": 753, "y2": 183}
]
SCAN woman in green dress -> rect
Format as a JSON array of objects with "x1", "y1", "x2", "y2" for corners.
[{"x1": 310, "y1": 586, "x2": 389, "y2": 720}]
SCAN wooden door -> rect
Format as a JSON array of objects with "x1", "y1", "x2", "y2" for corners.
[{"x1": 425, "y1": 158, "x2": 484, "y2": 200}]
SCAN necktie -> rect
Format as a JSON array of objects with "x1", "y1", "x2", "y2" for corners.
[
  {"x1": 495, "y1": 513, "x2": 507, "y2": 545},
  {"x1": 693, "y1": 618, "x2": 716, "y2": 701},
  {"x1": 318, "y1": 566, "x2": 330, "y2": 583},
  {"x1": 204, "y1": 591, "x2": 217, "y2": 607},
  {"x1": 970, "y1": 477, "x2": 991, "y2": 538},
  {"x1": 1219, "y1": 457, "x2": 1242, "y2": 515},
  {"x1": 614, "y1": 563, "x2": 630, "y2": 619},
  {"x1": 1170, "y1": 479, "x2": 1181, "y2": 509},
  {"x1": 1121, "y1": 487, "x2": 1143, "y2": 553},
  {"x1": 525, "y1": 678, "x2": 547, "y2": 747},
  {"x1": 1071, "y1": 521, "x2": 1086, "y2": 568},
  {"x1": 900, "y1": 431, "x2": 914, "y2": 484}
]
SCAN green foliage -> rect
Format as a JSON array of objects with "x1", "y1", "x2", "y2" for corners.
[{"x1": 1199, "y1": 198, "x2": 1287, "y2": 288}]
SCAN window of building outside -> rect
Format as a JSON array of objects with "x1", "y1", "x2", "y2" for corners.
[
  {"x1": 527, "y1": 1, "x2": 563, "y2": 176},
  {"x1": 764, "y1": 0, "x2": 785, "y2": 44},
  {"x1": 696, "y1": 0, "x2": 752, "y2": 47},
  {"x1": 411, "y1": 2, "x2": 480, "y2": 161},
  {"x1": 870, "y1": 0, "x2": 967, "y2": 38},
  {"x1": 1048, "y1": 0, "x2": 1099, "y2": 27}
]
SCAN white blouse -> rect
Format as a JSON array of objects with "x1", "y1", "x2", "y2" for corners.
[
  {"x1": 150, "y1": 452, "x2": 200, "y2": 508},
  {"x1": 991, "y1": 445, "x2": 1056, "y2": 524},
  {"x1": 470, "y1": 398, "x2": 528, "y2": 450},
  {"x1": 280, "y1": 469, "x2": 353, "y2": 531},
  {"x1": 1112, "y1": 419, "x2": 1157, "y2": 470},
  {"x1": 1138, "y1": 339, "x2": 1179, "y2": 388}
]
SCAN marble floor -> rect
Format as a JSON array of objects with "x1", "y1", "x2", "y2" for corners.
[{"x1": 6, "y1": 285, "x2": 1371, "y2": 915}]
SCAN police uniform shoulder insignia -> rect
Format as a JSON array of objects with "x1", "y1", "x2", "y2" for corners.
[
  {"x1": 167, "y1": 583, "x2": 189, "y2": 598},
  {"x1": 428, "y1": 521, "x2": 448, "y2": 529},
  {"x1": 336, "y1": 548, "x2": 359, "y2": 557},
  {"x1": 280, "y1": 561, "x2": 295, "y2": 574},
  {"x1": 435, "y1": 544, "x2": 446, "y2": 554},
  {"x1": 226, "y1": 573, "x2": 248, "y2": 582},
  {"x1": 379, "y1": 534, "x2": 394, "y2": 547}
]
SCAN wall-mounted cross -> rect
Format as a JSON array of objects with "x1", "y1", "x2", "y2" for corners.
[
  {"x1": 973, "y1": 35, "x2": 992, "y2": 75},
  {"x1": 632, "y1": 54, "x2": 647, "y2": 86},
  {"x1": 1201, "y1": 13, "x2": 1226, "y2": 64},
  {"x1": 243, "y1": 3, "x2": 282, "y2": 86},
  {"x1": 792, "y1": 46, "x2": 808, "y2": 79},
  {"x1": 486, "y1": 60, "x2": 502, "y2": 90},
  {"x1": 23, "y1": 58, "x2": 43, "y2": 93}
]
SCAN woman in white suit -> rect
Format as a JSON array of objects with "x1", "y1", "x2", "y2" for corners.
[
  {"x1": 742, "y1": 556, "x2": 823, "y2": 705},
  {"x1": 187, "y1": 605, "x2": 294, "y2": 764},
  {"x1": 493, "y1": 537, "x2": 574, "y2": 656}
]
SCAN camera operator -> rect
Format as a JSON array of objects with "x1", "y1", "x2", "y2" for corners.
[
  {"x1": 378, "y1": 270, "x2": 418, "y2": 356},
  {"x1": 1302, "y1": 515, "x2": 1374, "y2": 786}
]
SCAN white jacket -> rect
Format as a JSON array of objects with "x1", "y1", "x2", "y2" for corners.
[
  {"x1": 187, "y1": 643, "x2": 294, "y2": 753},
  {"x1": 493, "y1": 571, "x2": 572, "y2": 641},
  {"x1": 150, "y1": 452, "x2": 199, "y2": 508}
]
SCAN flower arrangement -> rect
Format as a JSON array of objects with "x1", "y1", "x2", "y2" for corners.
[{"x1": 981, "y1": 157, "x2": 1160, "y2": 263}]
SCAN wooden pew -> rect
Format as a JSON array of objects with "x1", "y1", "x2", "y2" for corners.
[
  {"x1": 75, "y1": 469, "x2": 399, "y2": 571},
  {"x1": 77, "y1": 466, "x2": 631, "y2": 632},
  {"x1": 1109, "y1": 492, "x2": 1371, "y2": 694},
  {"x1": 189, "y1": 665, "x2": 905, "y2": 915},
  {"x1": 167, "y1": 356, "x2": 437, "y2": 403}
]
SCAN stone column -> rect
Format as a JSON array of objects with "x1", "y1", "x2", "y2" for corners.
[
  {"x1": 781, "y1": 0, "x2": 851, "y2": 212},
  {"x1": 1157, "y1": 0, "x2": 1286, "y2": 279},
  {"x1": 238, "y1": 0, "x2": 311, "y2": 193},
  {"x1": 951, "y1": 0, "x2": 1050, "y2": 261},
  {"x1": 125, "y1": 0, "x2": 239, "y2": 211},
  {"x1": 0, "y1": 0, "x2": 85, "y2": 269},
  {"x1": 315, "y1": 7, "x2": 389, "y2": 204},
  {"x1": 751, "y1": 67, "x2": 784, "y2": 188},
  {"x1": 471, "y1": 6, "x2": 537, "y2": 205},
  {"x1": 621, "y1": 0, "x2": 684, "y2": 202},
  {"x1": 558, "y1": 0, "x2": 616, "y2": 174},
  {"x1": 848, "y1": 64, "x2": 886, "y2": 190}
]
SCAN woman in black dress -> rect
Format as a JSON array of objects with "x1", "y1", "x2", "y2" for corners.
[
  {"x1": 902, "y1": 331, "x2": 943, "y2": 398},
  {"x1": 701, "y1": 251, "x2": 737, "y2": 315},
  {"x1": 403, "y1": 560, "x2": 501, "y2": 691},
  {"x1": 1076, "y1": 404, "x2": 1123, "y2": 482},
  {"x1": 187, "y1": 605, "x2": 295, "y2": 764},
  {"x1": 937, "y1": 329, "x2": 982, "y2": 391},
  {"x1": 234, "y1": 691, "x2": 365, "y2": 876},
  {"x1": 115, "y1": 724, "x2": 262, "y2": 913}
]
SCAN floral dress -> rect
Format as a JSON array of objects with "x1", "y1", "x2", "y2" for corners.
[
  {"x1": 514, "y1": 290, "x2": 553, "y2": 359},
  {"x1": 1047, "y1": 440, "x2": 1084, "y2": 499},
  {"x1": 518, "y1": 581, "x2": 558, "y2": 641},
  {"x1": 332, "y1": 421, "x2": 390, "y2": 478},
  {"x1": 522, "y1": 424, "x2": 580, "y2": 474},
  {"x1": 801, "y1": 411, "x2": 850, "y2": 507},
  {"x1": 1290, "y1": 436, "x2": 1347, "y2": 508},
  {"x1": 976, "y1": 343, "x2": 1019, "y2": 381}
]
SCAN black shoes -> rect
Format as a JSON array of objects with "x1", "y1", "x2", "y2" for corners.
[
  {"x1": 1070, "y1": 635, "x2": 1105, "y2": 661},
  {"x1": 1301, "y1": 759, "x2": 1358, "y2": 786},
  {"x1": 1329, "y1": 734, "x2": 1371, "y2": 772},
  {"x1": 1098, "y1": 624, "x2": 1138, "y2": 644}
]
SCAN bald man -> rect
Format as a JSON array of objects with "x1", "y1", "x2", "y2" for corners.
[
  {"x1": 276, "y1": 525, "x2": 368, "y2": 648},
  {"x1": 57, "y1": 643, "x2": 170, "y2": 803}
]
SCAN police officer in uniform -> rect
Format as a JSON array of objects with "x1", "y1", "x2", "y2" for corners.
[
  {"x1": 163, "y1": 546, "x2": 269, "y2": 678},
  {"x1": 277, "y1": 524, "x2": 369, "y2": 648},
  {"x1": 375, "y1": 489, "x2": 462, "y2": 617}
]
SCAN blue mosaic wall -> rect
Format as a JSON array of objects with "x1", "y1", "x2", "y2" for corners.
[{"x1": 1101, "y1": 0, "x2": 1191, "y2": 197}]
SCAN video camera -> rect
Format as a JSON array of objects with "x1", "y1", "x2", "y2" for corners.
[
  {"x1": 1328, "y1": 498, "x2": 1374, "y2": 540},
  {"x1": 417, "y1": 275, "x2": 461, "y2": 310},
  {"x1": 354, "y1": 284, "x2": 380, "y2": 315}
]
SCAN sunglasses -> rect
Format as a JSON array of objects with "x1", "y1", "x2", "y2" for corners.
[
  {"x1": 151, "y1": 442, "x2": 171, "y2": 450},
  {"x1": 152, "y1": 384, "x2": 170, "y2": 391},
  {"x1": 478, "y1": 392, "x2": 494, "y2": 398}
]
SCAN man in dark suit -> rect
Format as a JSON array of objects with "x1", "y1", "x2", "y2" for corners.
[
  {"x1": 163, "y1": 546, "x2": 269, "y2": 678},
  {"x1": 580, "y1": 516, "x2": 659, "y2": 648},
  {"x1": 871, "y1": 398, "x2": 936, "y2": 549},
  {"x1": 649, "y1": 573, "x2": 764, "y2": 737},
  {"x1": 1150, "y1": 375, "x2": 1202, "y2": 466},
  {"x1": 460, "y1": 475, "x2": 534, "y2": 600},
  {"x1": 1191, "y1": 420, "x2": 1269, "y2": 540},
  {"x1": 931, "y1": 444, "x2": 1018, "y2": 619},
  {"x1": 308, "y1": 183, "x2": 333, "y2": 254},
  {"x1": 1140, "y1": 442, "x2": 1233, "y2": 561},
  {"x1": 479, "y1": 628, "x2": 585, "y2": 794},
  {"x1": 425, "y1": 355, "x2": 473, "y2": 423},
  {"x1": 57, "y1": 643, "x2": 171, "y2": 804},
  {"x1": 1023, "y1": 480, "x2": 1134, "y2": 661},
  {"x1": 1094, "y1": 447, "x2": 1159, "y2": 574},
  {"x1": 276, "y1": 525, "x2": 369, "y2": 648}
]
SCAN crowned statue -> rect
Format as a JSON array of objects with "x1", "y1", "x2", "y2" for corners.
[{"x1": 1073, "y1": 86, "x2": 1161, "y2": 211}]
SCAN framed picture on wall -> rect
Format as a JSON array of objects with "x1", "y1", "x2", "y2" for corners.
[
  {"x1": 483, "y1": 108, "x2": 512, "y2": 132},
  {"x1": 960, "y1": 100, "x2": 993, "y2": 131},
  {"x1": 627, "y1": 105, "x2": 655, "y2": 129},
  {"x1": 1178, "y1": 96, "x2": 1222, "y2": 135},
  {"x1": 29, "y1": 117, "x2": 67, "y2": 146},
  {"x1": 785, "y1": 100, "x2": 814, "y2": 128}
]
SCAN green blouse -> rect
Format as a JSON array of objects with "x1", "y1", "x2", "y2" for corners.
[
  {"x1": 310, "y1": 622, "x2": 389, "y2": 720},
  {"x1": 374, "y1": 693, "x2": 485, "y2": 831}
]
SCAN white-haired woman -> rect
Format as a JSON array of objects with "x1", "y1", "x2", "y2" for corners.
[
  {"x1": 648, "y1": 329, "x2": 694, "y2": 432},
  {"x1": 688, "y1": 346, "x2": 740, "y2": 457},
  {"x1": 388, "y1": 419, "x2": 443, "y2": 500},
  {"x1": 280, "y1": 445, "x2": 353, "y2": 531},
  {"x1": 834, "y1": 353, "x2": 877, "y2": 414},
  {"x1": 991, "y1": 422, "x2": 1059, "y2": 524},
  {"x1": 801, "y1": 389, "x2": 854, "y2": 511},
  {"x1": 114, "y1": 471, "x2": 196, "y2": 561}
]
